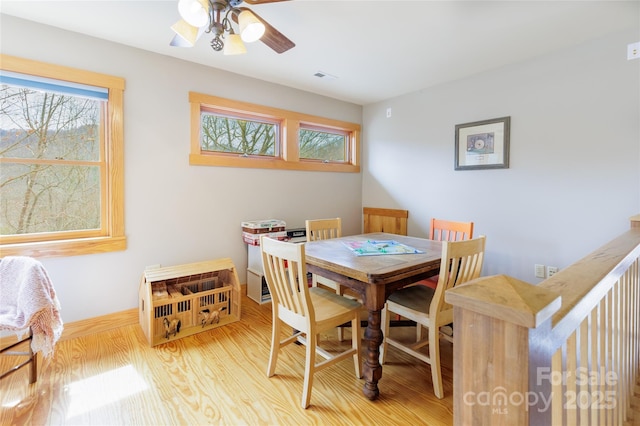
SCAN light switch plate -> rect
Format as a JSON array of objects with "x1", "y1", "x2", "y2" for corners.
[{"x1": 535, "y1": 264, "x2": 545, "y2": 278}]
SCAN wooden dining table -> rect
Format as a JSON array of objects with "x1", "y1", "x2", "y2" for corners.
[{"x1": 304, "y1": 232, "x2": 443, "y2": 400}]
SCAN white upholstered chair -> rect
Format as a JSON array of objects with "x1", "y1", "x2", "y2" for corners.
[{"x1": 0, "y1": 256, "x2": 63, "y2": 384}]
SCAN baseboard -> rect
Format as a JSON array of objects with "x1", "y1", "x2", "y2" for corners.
[
  {"x1": 16, "y1": 284, "x2": 248, "y2": 343},
  {"x1": 60, "y1": 308, "x2": 138, "y2": 341}
]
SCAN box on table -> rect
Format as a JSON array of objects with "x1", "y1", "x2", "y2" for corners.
[{"x1": 138, "y1": 258, "x2": 241, "y2": 347}]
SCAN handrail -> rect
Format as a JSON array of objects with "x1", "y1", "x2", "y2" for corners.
[{"x1": 446, "y1": 215, "x2": 640, "y2": 425}]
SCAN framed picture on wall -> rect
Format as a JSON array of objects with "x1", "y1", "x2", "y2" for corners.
[{"x1": 455, "y1": 116, "x2": 510, "y2": 170}]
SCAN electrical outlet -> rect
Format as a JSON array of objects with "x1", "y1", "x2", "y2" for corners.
[
  {"x1": 535, "y1": 264, "x2": 545, "y2": 278},
  {"x1": 547, "y1": 266, "x2": 559, "y2": 277},
  {"x1": 628, "y1": 42, "x2": 640, "y2": 60}
]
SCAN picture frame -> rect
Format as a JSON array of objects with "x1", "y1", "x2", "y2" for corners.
[{"x1": 454, "y1": 116, "x2": 510, "y2": 170}]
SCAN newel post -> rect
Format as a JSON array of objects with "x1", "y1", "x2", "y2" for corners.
[
  {"x1": 445, "y1": 275, "x2": 561, "y2": 425},
  {"x1": 630, "y1": 214, "x2": 640, "y2": 229}
]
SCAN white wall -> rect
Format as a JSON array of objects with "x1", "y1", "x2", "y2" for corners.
[
  {"x1": 362, "y1": 28, "x2": 640, "y2": 283},
  {"x1": 1, "y1": 16, "x2": 363, "y2": 322},
  {"x1": 3, "y1": 15, "x2": 639, "y2": 323}
]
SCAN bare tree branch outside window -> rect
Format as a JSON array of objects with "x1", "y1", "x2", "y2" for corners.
[
  {"x1": 200, "y1": 112, "x2": 346, "y2": 162},
  {"x1": 299, "y1": 128, "x2": 346, "y2": 162},
  {"x1": 201, "y1": 114, "x2": 276, "y2": 156},
  {"x1": 0, "y1": 85, "x2": 102, "y2": 236}
]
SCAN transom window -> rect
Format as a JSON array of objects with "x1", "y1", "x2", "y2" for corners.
[
  {"x1": 0, "y1": 55, "x2": 126, "y2": 258},
  {"x1": 189, "y1": 92, "x2": 360, "y2": 172},
  {"x1": 299, "y1": 125, "x2": 348, "y2": 162},
  {"x1": 201, "y1": 107, "x2": 279, "y2": 157}
]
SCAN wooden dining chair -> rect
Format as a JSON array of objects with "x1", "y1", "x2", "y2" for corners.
[
  {"x1": 260, "y1": 236, "x2": 362, "y2": 409},
  {"x1": 405, "y1": 218, "x2": 474, "y2": 335},
  {"x1": 380, "y1": 235, "x2": 486, "y2": 399},
  {"x1": 363, "y1": 207, "x2": 408, "y2": 235}
]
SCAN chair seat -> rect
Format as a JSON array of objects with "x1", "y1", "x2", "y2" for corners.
[
  {"x1": 309, "y1": 287, "x2": 362, "y2": 324},
  {"x1": 412, "y1": 277, "x2": 438, "y2": 289},
  {"x1": 388, "y1": 285, "x2": 435, "y2": 314}
]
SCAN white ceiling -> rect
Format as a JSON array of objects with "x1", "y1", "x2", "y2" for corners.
[{"x1": 1, "y1": 0, "x2": 638, "y2": 105}]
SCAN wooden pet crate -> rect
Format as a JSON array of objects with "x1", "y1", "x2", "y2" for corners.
[{"x1": 138, "y1": 258, "x2": 241, "y2": 347}]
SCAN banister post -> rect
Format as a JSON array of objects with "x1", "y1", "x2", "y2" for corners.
[
  {"x1": 630, "y1": 214, "x2": 640, "y2": 229},
  {"x1": 445, "y1": 274, "x2": 561, "y2": 425}
]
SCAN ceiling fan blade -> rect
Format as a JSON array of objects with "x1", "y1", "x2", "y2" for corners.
[
  {"x1": 242, "y1": 0, "x2": 290, "y2": 4},
  {"x1": 236, "y1": 7, "x2": 295, "y2": 54}
]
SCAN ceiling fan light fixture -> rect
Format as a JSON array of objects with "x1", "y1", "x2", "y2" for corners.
[
  {"x1": 169, "y1": 0, "x2": 295, "y2": 54},
  {"x1": 170, "y1": 19, "x2": 201, "y2": 46},
  {"x1": 224, "y1": 33, "x2": 247, "y2": 55},
  {"x1": 238, "y1": 10, "x2": 265, "y2": 43},
  {"x1": 178, "y1": 0, "x2": 210, "y2": 28}
]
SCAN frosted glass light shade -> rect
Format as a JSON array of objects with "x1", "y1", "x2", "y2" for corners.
[
  {"x1": 223, "y1": 33, "x2": 247, "y2": 55},
  {"x1": 239, "y1": 10, "x2": 265, "y2": 43},
  {"x1": 178, "y1": 0, "x2": 210, "y2": 28},
  {"x1": 170, "y1": 19, "x2": 201, "y2": 46}
]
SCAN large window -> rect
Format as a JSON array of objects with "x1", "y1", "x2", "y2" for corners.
[
  {"x1": 189, "y1": 92, "x2": 360, "y2": 172},
  {"x1": 0, "y1": 55, "x2": 126, "y2": 258}
]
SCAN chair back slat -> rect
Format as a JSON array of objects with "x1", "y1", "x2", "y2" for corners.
[
  {"x1": 306, "y1": 218, "x2": 342, "y2": 242},
  {"x1": 363, "y1": 207, "x2": 408, "y2": 235},
  {"x1": 261, "y1": 237, "x2": 314, "y2": 323},
  {"x1": 430, "y1": 218, "x2": 474, "y2": 242},
  {"x1": 431, "y1": 236, "x2": 485, "y2": 317}
]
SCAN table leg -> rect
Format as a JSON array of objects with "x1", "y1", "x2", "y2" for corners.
[{"x1": 361, "y1": 308, "x2": 383, "y2": 400}]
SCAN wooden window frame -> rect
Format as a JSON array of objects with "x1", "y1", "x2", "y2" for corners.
[
  {"x1": 0, "y1": 55, "x2": 126, "y2": 258},
  {"x1": 188, "y1": 92, "x2": 360, "y2": 173}
]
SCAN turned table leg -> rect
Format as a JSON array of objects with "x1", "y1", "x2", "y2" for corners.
[{"x1": 362, "y1": 308, "x2": 383, "y2": 400}]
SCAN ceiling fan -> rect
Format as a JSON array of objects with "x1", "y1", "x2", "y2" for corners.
[{"x1": 170, "y1": 0, "x2": 295, "y2": 55}]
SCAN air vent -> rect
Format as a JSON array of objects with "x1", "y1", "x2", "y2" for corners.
[{"x1": 313, "y1": 71, "x2": 338, "y2": 80}]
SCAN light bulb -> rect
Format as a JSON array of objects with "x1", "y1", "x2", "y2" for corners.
[
  {"x1": 239, "y1": 10, "x2": 265, "y2": 43},
  {"x1": 224, "y1": 33, "x2": 247, "y2": 55},
  {"x1": 178, "y1": 0, "x2": 209, "y2": 28}
]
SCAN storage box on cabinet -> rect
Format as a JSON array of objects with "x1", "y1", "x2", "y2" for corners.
[{"x1": 138, "y1": 258, "x2": 241, "y2": 347}]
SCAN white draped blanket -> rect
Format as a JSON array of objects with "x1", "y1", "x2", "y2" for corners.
[{"x1": 0, "y1": 256, "x2": 63, "y2": 358}]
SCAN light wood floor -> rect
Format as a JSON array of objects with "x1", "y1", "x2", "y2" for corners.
[{"x1": 0, "y1": 294, "x2": 453, "y2": 425}]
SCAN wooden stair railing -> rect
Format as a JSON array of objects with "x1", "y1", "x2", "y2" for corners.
[{"x1": 446, "y1": 215, "x2": 640, "y2": 425}]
